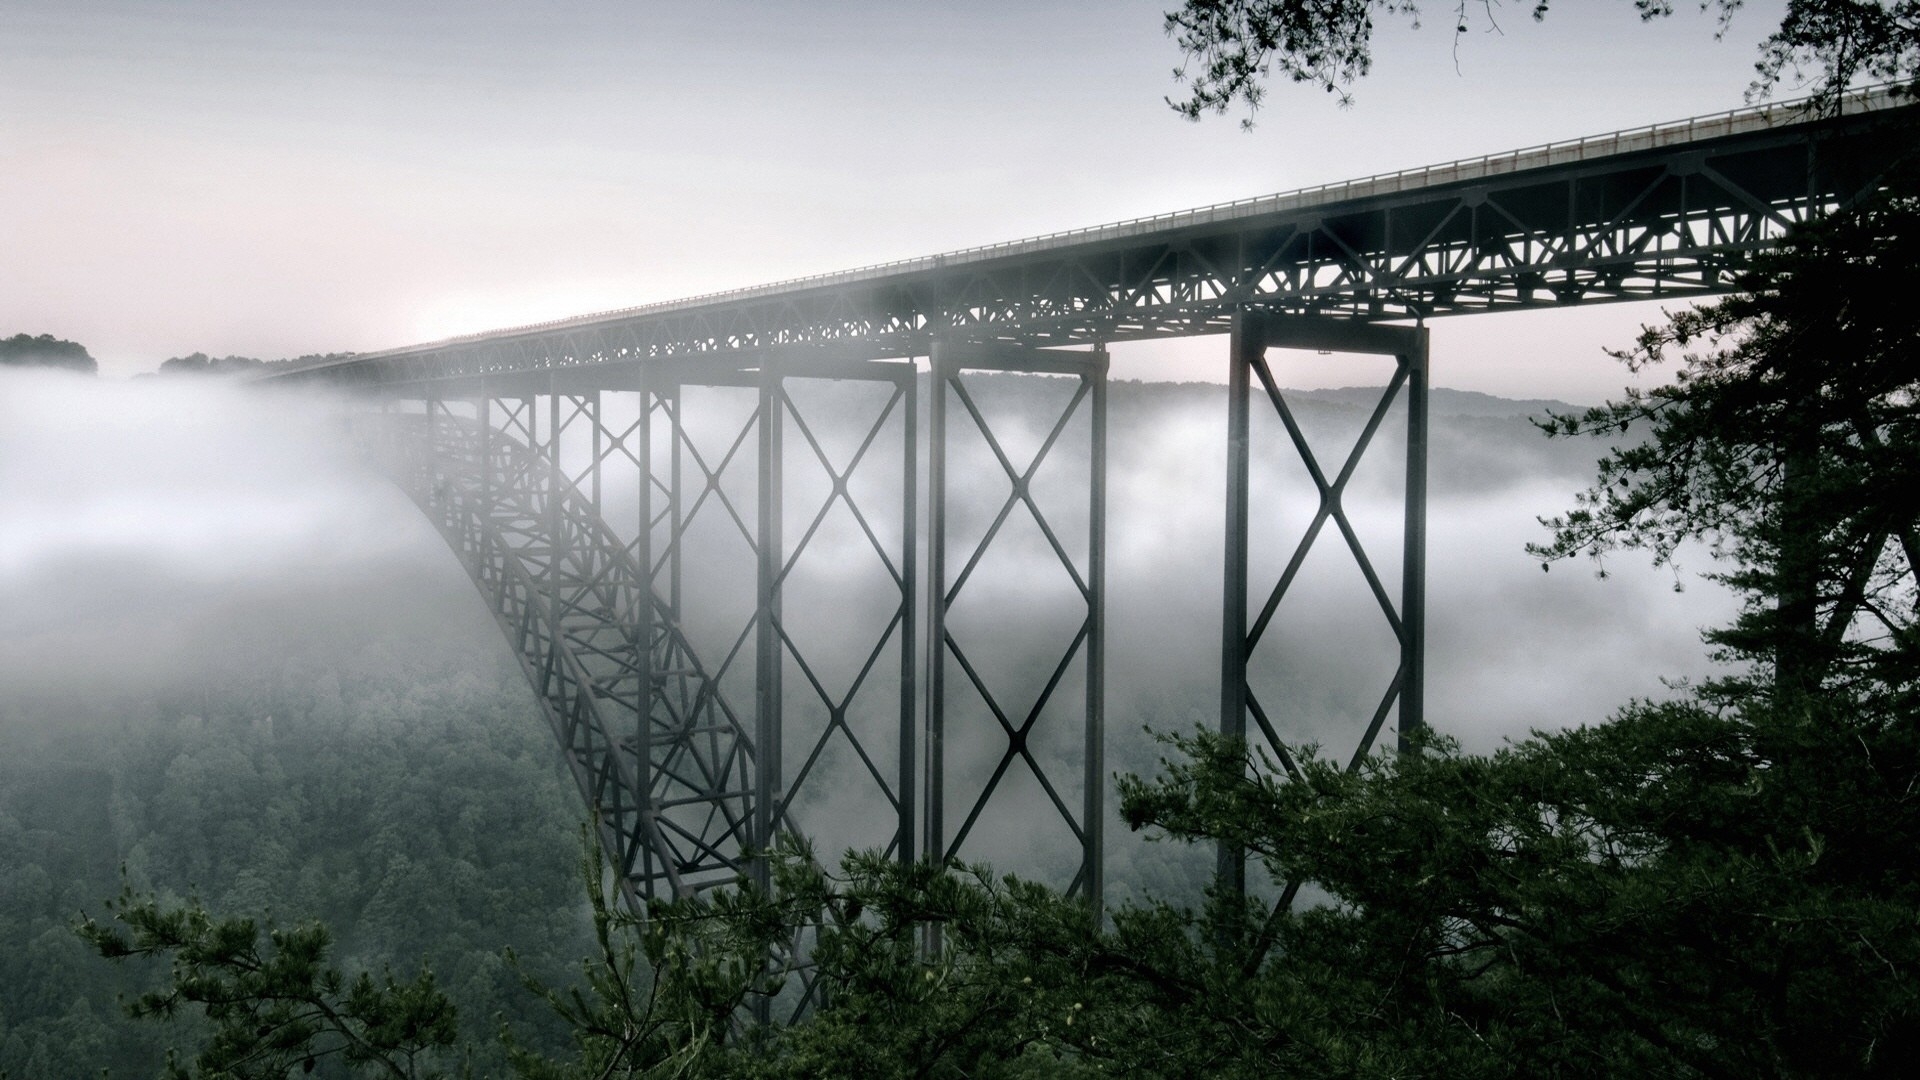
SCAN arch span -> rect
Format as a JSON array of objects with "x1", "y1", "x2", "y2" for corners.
[{"x1": 377, "y1": 403, "x2": 765, "y2": 904}]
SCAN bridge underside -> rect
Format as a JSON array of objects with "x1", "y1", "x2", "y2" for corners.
[{"x1": 374, "y1": 314, "x2": 1434, "y2": 927}]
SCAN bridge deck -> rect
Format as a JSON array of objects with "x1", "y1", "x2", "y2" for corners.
[{"x1": 273, "y1": 89, "x2": 1917, "y2": 393}]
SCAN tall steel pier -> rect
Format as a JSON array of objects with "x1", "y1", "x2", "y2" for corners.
[{"x1": 273, "y1": 92, "x2": 1916, "y2": 934}]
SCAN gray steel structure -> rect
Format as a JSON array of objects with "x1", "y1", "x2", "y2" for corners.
[{"x1": 282, "y1": 90, "x2": 1917, "y2": 921}]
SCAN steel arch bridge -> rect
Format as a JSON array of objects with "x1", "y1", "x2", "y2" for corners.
[{"x1": 273, "y1": 91, "x2": 1916, "y2": 935}]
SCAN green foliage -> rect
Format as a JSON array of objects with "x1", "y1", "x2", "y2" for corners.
[
  {"x1": 503, "y1": 835, "x2": 764, "y2": 1079},
  {"x1": 0, "y1": 636, "x2": 589, "y2": 1078},
  {"x1": 467, "y1": 687, "x2": 1920, "y2": 1079},
  {"x1": 1754, "y1": 0, "x2": 1920, "y2": 110},
  {"x1": 1164, "y1": 0, "x2": 1415, "y2": 120},
  {"x1": 1163, "y1": 1, "x2": 1919, "y2": 126},
  {"x1": 507, "y1": 834, "x2": 1118, "y2": 1077},
  {"x1": 77, "y1": 890, "x2": 460, "y2": 1079},
  {"x1": 1114, "y1": 702, "x2": 1920, "y2": 1077},
  {"x1": 737, "y1": 844, "x2": 1110, "y2": 1079}
]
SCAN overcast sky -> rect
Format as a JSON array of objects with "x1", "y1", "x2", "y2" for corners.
[{"x1": 3, "y1": 0, "x2": 1795, "y2": 395}]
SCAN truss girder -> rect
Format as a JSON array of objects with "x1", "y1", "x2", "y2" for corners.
[
  {"x1": 648, "y1": 361, "x2": 920, "y2": 893},
  {"x1": 381, "y1": 362, "x2": 920, "y2": 928},
  {"x1": 275, "y1": 100, "x2": 1914, "y2": 394}
]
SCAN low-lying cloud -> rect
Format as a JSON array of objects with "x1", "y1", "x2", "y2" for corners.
[{"x1": 0, "y1": 366, "x2": 1738, "y2": 896}]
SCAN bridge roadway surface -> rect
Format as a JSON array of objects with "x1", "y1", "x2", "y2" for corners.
[
  {"x1": 266, "y1": 93, "x2": 1916, "y2": 1000},
  {"x1": 270, "y1": 88, "x2": 1917, "y2": 395}
]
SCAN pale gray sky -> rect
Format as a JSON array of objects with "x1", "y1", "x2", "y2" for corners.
[{"x1": 3, "y1": 1, "x2": 1791, "y2": 395}]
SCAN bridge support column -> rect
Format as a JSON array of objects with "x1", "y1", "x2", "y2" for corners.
[
  {"x1": 652, "y1": 354, "x2": 920, "y2": 909},
  {"x1": 1401, "y1": 335, "x2": 1428, "y2": 753},
  {"x1": 632, "y1": 366, "x2": 761, "y2": 903},
  {"x1": 1219, "y1": 312, "x2": 1430, "y2": 896},
  {"x1": 651, "y1": 353, "x2": 918, "y2": 1018},
  {"x1": 1218, "y1": 316, "x2": 1253, "y2": 900},
  {"x1": 754, "y1": 371, "x2": 784, "y2": 895},
  {"x1": 762, "y1": 353, "x2": 920, "y2": 863},
  {"x1": 927, "y1": 339, "x2": 1107, "y2": 915},
  {"x1": 632, "y1": 367, "x2": 658, "y2": 896}
]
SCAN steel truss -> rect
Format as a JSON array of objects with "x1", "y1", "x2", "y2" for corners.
[
  {"x1": 644, "y1": 356, "x2": 920, "y2": 884},
  {"x1": 928, "y1": 341, "x2": 1107, "y2": 907},
  {"x1": 397, "y1": 392, "x2": 751, "y2": 904},
  {"x1": 388, "y1": 362, "x2": 917, "y2": 923},
  {"x1": 275, "y1": 94, "x2": 1914, "y2": 394},
  {"x1": 388, "y1": 317, "x2": 1428, "y2": 926}
]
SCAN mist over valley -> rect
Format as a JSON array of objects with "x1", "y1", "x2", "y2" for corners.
[{"x1": 0, "y1": 358, "x2": 1742, "y2": 1070}]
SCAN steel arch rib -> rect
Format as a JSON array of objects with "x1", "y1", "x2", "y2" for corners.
[{"x1": 380, "y1": 409, "x2": 760, "y2": 907}]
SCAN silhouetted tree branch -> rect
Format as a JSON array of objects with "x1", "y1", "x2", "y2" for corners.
[{"x1": 1165, "y1": 1, "x2": 1919, "y2": 127}]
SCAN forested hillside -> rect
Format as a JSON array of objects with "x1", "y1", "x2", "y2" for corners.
[{"x1": 0, "y1": 632, "x2": 590, "y2": 1077}]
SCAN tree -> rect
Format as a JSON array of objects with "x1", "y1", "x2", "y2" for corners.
[
  {"x1": 501, "y1": 835, "x2": 775, "y2": 1079},
  {"x1": 158, "y1": 352, "x2": 261, "y2": 377},
  {"x1": 712, "y1": 846, "x2": 1111, "y2": 1079},
  {"x1": 1108, "y1": 700, "x2": 1920, "y2": 1077},
  {"x1": 0, "y1": 332, "x2": 97, "y2": 375},
  {"x1": 75, "y1": 888, "x2": 461, "y2": 1079},
  {"x1": 1164, "y1": 1, "x2": 1920, "y2": 126},
  {"x1": 1531, "y1": 185, "x2": 1920, "y2": 709}
]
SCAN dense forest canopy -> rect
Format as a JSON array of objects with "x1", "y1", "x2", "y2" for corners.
[{"x1": 1, "y1": 635, "x2": 593, "y2": 1078}]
